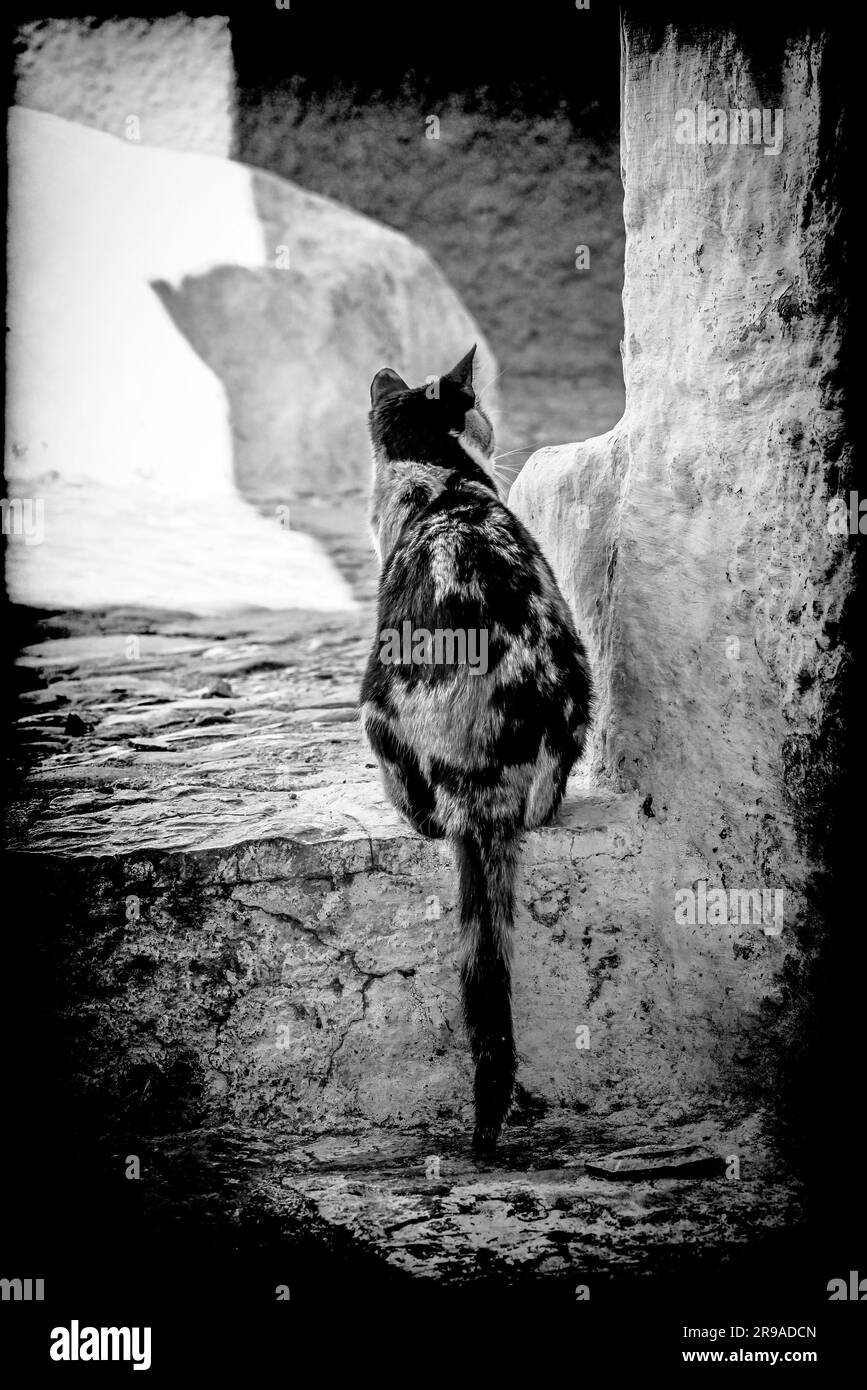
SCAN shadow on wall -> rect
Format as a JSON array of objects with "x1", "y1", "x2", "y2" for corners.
[
  {"x1": 151, "y1": 165, "x2": 500, "y2": 506},
  {"x1": 230, "y1": 8, "x2": 626, "y2": 459},
  {"x1": 238, "y1": 97, "x2": 626, "y2": 462}
]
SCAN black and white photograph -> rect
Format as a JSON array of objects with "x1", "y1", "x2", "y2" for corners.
[{"x1": 2, "y1": 0, "x2": 861, "y2": 1374}]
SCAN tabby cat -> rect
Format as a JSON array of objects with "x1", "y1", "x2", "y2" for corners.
[{"x1": 360, "y1": 345, "x2": 592, "y2": 1153}]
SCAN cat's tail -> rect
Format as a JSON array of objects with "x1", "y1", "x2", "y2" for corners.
[{"x1": 453, "y1": 827, "x2": 519, "y2": 1154}]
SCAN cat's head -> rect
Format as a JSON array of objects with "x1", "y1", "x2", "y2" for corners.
[{"x1": 368, "y1": 345, "x2": 496, "y2": 479}]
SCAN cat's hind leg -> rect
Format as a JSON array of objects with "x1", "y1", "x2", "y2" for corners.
[
  {"x1": 361, "y1": 704, "x2": 444, "y2": 839},
  {"x1": 523, "y1": 740, "x2": 566, "y2": 830},
  {"x1": 523, "y1": 707, "x2": 589, "y2": 830}
]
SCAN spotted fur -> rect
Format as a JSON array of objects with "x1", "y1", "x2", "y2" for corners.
[{"x1": 360, "y1": 345, "x2": 593, "y2": 1152}]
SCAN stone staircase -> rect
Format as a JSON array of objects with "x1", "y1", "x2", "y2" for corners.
[{"x1": 4, "y1": 496, "x2": 802, "y2": 1284}]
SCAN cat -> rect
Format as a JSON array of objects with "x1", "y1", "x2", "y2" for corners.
[{"x1": 360, "y1": 345, "x2": 592, "y2": 1153}]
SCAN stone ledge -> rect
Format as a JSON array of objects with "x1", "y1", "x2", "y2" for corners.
[
  {"x1": 9, "y1": 600, "x2": 632, "y2": 860},
  {"x1": 7, "y1": 598, "x2": 792, "y2": 1137},
  {"x1": 12, "y1": 778, "x2": 634, "y2": 862}
]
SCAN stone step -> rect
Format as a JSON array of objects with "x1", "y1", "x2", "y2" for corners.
[{"x1": 8, "y1": 599, "x2": 778, "y2": 1141}]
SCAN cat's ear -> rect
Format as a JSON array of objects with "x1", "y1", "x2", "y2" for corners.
[
  {"x1": 370, "y1": 367, "x2": 409, "y2": 407},
  {"x1": 442, "y1": 344, "x2": 477, "y2": 399}
]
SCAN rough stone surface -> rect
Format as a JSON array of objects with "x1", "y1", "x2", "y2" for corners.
[
  {"x1": 511, "y1": 21, "x2": 853, "y2": 1111},
  {"x1": 135, "y1": 1115, "x2": 800, "y2": 1288},
  {"x1": 4, "y1": 588, "x2": 645, "y2": 1133},
  {"x1": 9, "y1": 467, "x2": 797, "y2": 1142},
  {"x1": 584, "y1": 1143, "x2": 722, "y2": 1180},
  {"x1": 0, "y1": 590, "x2": 809, "y2": 1293},
  {"x1": 14, "y1": 16, "x2": 234, "y2": 157}
]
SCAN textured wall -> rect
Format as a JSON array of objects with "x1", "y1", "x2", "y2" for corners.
[
  {"x1": 14, "y1": 16, "x2": 233, "y2": 157},
  {"x1": 511, "y1": 18, "x2": 853, "y2": 1102}
]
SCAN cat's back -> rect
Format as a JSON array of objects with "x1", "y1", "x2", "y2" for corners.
[
  {"x1": 363, "y1": 474, "x2": 590, "y2": 791},
  {"x1": 380, "y1": 477, "x2": 578, "y2": 648}
]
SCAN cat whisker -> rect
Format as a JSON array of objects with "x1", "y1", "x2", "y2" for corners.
[
  {"x1": 476, "y1": 368, "x2": 505, "y2": 400},
  {"x1": 493, "y1": 446, "x2": 535, "y2": 462}
]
